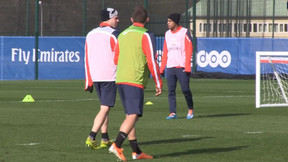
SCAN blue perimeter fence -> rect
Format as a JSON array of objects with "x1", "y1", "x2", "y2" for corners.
[{"x1": 1, "y1": 36, "x2": 288, "y2": 80}]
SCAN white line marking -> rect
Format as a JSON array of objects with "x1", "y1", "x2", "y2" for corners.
[
  {"x1": 17, "y1": 143, "x2": 40, "y2": 146},
  {"x1": 1, "y1": 98, "x2": 97, "y2": 103},
  {"x1": 146, "y1": 95, "x2": 254, "y2": 100},
  {"x1": 244, "y1": 131, "x2": 263, "y2": 134},
  {"x1": 0, "y1": 95, "x2": 253, "y2": 103},
  {"x1": 182, "y1": 135, "x2": 199, "y2": 138}
]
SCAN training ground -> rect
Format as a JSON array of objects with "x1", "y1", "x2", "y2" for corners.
[{"x1": 0, "y1": 79, "x2": 287, "y2": 161}]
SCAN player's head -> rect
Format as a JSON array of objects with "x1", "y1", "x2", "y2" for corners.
[
  {"x1": 167, "y1": 13, "x2": 181, "y2": 30},
  {"x1": 131, "y1": 5, "x2": 149, "y2": 24},
  {"x1": 101, "y1": 7, "x2": 119, "y2": 28}
]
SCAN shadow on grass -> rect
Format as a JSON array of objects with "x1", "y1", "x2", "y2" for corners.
[
  {"x1": 155, "y1": 146, "x2": 248, "y2": 159},
  {"x1": 197, "y1": 113, "x2": 250, "y2": 118},
  {"x1": 139, "y1": 137, "x2": 213, "y2": 145}
]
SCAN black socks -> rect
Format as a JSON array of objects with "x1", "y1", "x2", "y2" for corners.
[
  {"x1": 114, "y1": 131, "x2": 143, "y2": 154},
  {"x1": 129, "y1": 139, "x2": 142, "y2": 154},
  {"x1": 89, "y1": 131, "x2": 97, "y2": 140},
  {"x1": 101, "y1": 132, "x2": 109, "y2": 141},
  {"x1": 89, "y1": 132, "x2": 110, "y2": 141},
  {"x1": 115, "y1": 131, "x2": 127, "y2": 148}
]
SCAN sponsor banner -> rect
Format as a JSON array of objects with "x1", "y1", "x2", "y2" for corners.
[
  {"x1": 1, "y1": 37, "x2": 288, "y2": 80},
  {"x1": 0, "y1": 36, "x2": 85, "y2": 80},
  {"x1": 197, "y1": 38, "x2": 288, "y2": 75},
  {"x1": 1, "y1": 37, "x2": 35, "y2": 80},
  {"x1": 197, "y1": 38, "x2": 238, "y2": 74}
]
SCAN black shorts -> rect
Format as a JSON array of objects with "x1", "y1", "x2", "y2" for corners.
[
  {"x1": 94, "y1": 82, "x2": 116, "y2": 107},
  {"x1": 117, "y1": 84, "x2": 144, "y2": 117}
]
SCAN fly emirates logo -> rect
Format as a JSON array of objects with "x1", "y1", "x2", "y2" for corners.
[{"x1": 11, "y1": 48, "x2": 81, "y2": 65}]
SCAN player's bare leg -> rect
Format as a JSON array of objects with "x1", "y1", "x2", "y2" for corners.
[
  {"x1": 85, "y1": 105, "x2": 110, "y2": 149},
  {"x1": 92, "y1": 105, "x2": 110, "y2": 132}
]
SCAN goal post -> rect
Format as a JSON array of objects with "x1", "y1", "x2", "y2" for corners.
[{"x1": 256, "y1": 51, "x2": 288, "y2": 108}]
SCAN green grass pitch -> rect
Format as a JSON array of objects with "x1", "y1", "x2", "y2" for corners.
[{"x1": 0, "y1": 78, "x2": 288, "y2": 162}]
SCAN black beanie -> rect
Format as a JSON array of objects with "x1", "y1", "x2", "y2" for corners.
[
  {"x1": 168, "y1": 13, "x2": 181, "y2": 25},
  {"x1": 101, "y1": 8, "x2": 118, "y2": 21}
]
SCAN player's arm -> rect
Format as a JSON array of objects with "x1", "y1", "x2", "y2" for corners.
[
  {"x1": 142, "y1": 32, "x2": 162, "y2": 95},
  {"x1": 84, "y1": 41, "x2": 93, "y2": 93},
  {"x1": 110, "y1": 30, "x2": 120, "y2": 52},
  {"x1": 184, "y1": 31, "x2": 193, "y2": 73},
  {"x1": 114, "y1": 42, "x2": 120, "y2": 65},
  {"x1": 160, "y1": 39, "x2": 168, "y2": 74},
  {"x1": 110, "y1": 36, "x2": 117, "y2": 52}
]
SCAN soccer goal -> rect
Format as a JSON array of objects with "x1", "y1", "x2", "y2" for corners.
[{"x1": 256, "y1": 51, "x2": 288, "y2": 108}]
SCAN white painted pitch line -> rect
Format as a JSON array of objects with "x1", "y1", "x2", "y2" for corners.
[
  {"x1": 1, "y1": 95, "x2": 253, "y2": 103},
  {"x1": 40, "y1": 95, "x2": 252, "y2": 102},
  {"x1": 36, "y1": 98, "x2": 96, "y2": 102},
  {"x1": 16, "y1": 143, "x2": 40, "y2": 146},
  {"x1": 244, "y1": 131, "x2": 263, "y2": 134},
  {"x1": 2, "y1": 98, "x2": 97, "y2": 103},
  {"x1": 181, "y1": 134, "x2": 199, "y2": 138},
  {"x1": 146, "y1": 95, "x2": 254, "y2": 100}
]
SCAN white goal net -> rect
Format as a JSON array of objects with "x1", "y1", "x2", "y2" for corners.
[{"x1": 256, "y1": 51, "x2": 288, "y2": 108}]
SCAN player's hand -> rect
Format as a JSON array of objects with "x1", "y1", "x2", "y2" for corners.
[
  {"x1": 155, "y1": 87, "x2": 162, "y2": 96},
  {"x1": 183, "y1": 70, "x2": 191, "y2": 76},
  {"x1": 85, "y1": 85, "x2": 93, "y2": 93}
]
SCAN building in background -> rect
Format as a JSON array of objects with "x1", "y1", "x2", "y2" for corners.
[
  {"x1": 188, "y1": 0, "x2": 288, "y2": 38},
  {"x1": 0, "y1": 0, "x2": 196, "y2": 36}
]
